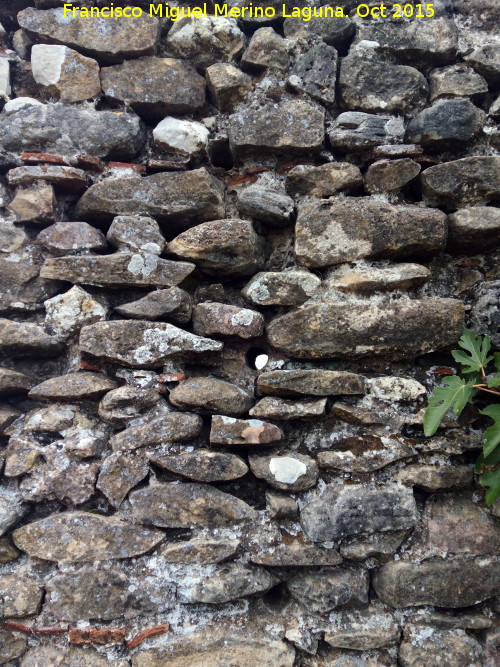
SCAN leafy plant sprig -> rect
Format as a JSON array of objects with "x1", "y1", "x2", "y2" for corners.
[{"x1": 424, "y1": 329, "x2": 500, "y2": 504}]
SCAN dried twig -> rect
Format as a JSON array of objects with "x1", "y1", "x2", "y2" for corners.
[{"x1": 125, "y1": 624, "x2": 169, "y2": 649}]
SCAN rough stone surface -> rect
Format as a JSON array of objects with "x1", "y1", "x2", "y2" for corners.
[
  {"x1": 37, "y1": 222, "x2": 107, "y2": 255},
  {"x1": 301, "y1": 484, "x2": 418, "y2": 541},
  {"x1": 31, "y1": 44, "x2": 101, "y2": 102},
  {"x1": 287, "y1": 163, "x2": 363, "y2": 197},
  {"x1": 405, "y1": 98, "x2": 485, "y2": 149},
  {"x1": 295, "y1": 198, "x2": 447, "y2": 267},
  {"x1": 80, "y1": 320, "x2": 223, "y2": 367},
  {"x1": 210, "y1": 415, "x2": 284, "y2": 447},
  {"x1": 109, "y1": 412, "x2": 202, "y2": 451},
  {"x1": 242, "y1": 271, "x2": 321, "y2": 306},
  {"x1": 257, "y1": 369, "x2": 365, "y2": 397},
  {"x1": 288, "y1": 568, "x2": 369, "y2": 615},
  {"x1": 193, "y1": 302, "x2": 264, "y2": 339},
  {"x1": 149, "y1": 448, "x2": 248, "y2": 483},
  {"x1": 399, "y1": 627, "x2": 482, "y2": 667},
  {"x1": 115, "y1": 288, "x2": 192, "y2": 324},
  {"x1": 448, "y1": 206, "x2": 500, "y2": 251},
  {"x1": 12, "y1": 512, "x2": 164, "y2": 562},
  {"x1": 365, "y1": 159, "x2": 421, "y2": 194},
  {"x1": 267, "y1": 298, "x2": 464, "y2": 359},
  {"x1": 75, "y1": 169, "x2": 225, "y2": 227},
  {"x1": 329, "y1": 112, "x2": 405, "y2": 150},
  {"x1": 249, "y1": 452, "x2": 318, "y2": 492},
  {"x1": 169, "y1": 377, "x2": 254, "y2": 416},
  {"x1": 129, "y1": 482, "x2": 258, "y2": 528},
  {"x1": 250, "y1": 397, "x2": 327, "y2": 420}
]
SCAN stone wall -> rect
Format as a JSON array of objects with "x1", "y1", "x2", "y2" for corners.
[{"x1": 0, "y1": 1, "x2": 499, "y2": 665}]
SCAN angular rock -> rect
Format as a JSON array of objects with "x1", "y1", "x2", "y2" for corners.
[
  {"x1": 301, "y1": 483, "x2": 418, "y2": 541},
  {"x1": 31, "y1": 44, "x2": 100, "y2": 102},
  {"x1": 397, "y1": 464, "x2": 473, "y2": 491},
  {"x1": 288, "y1": 42, "x2": 337, "y2": 105},
  {"x1": 448, "y1": 206, "x2": 500, "y2": 251},
  {"x1": 28, "y1": 372, "x2": 116, "y2": 401},
  {"x1": 295, "y1": 198, "x2": 447, "y2": 267},
  {"x1": 327, "y1": 263, "x2": 430, "y2": 293},
  {"x1": 318, "y1": 436, "x2": 416, "y2": 473},
  {"x1": 267, "y1": 298, "x2": 464, "y2": 359},
  {"x1": 153, "y1": 117, "x2": 209, "y2": 160},
  {"x1": 0, "y1": 318, "x2": 63, "y2": 357},
  {"x1": 236, "y1": 179, "x2": 294, "y2": 226},
  {"x1": 250, "y1": 397, "x2": 327, "y2": 420},
  {"x1": 129, "y1": 482, "x2": 257, "y2": 528},
  {"x1": 423, "y1": 495, "x2": 500, "y2": 556},
  {"x1": 179, "y1": 563, "x2": 277, "y2": 604},
  {"x1": 110, "y1": 413, "x2": 202, "y2": 451},
  {"x1": 98, "y1": 386, "x2": 160, "y2": 426},
  {"x1": 357, "y1": 18, "x2": 458, "y2": 65},
  {"x1": 101, "y1": 57, "x2": 206, "y2": 120},
  {"x1": 76, "y1": 169, "x2": 224, "y2": 228},
  {"x1": 107, "y1": 215, "x2": 165, "y2": 255},
  {"x1": 288, "y1": 568, "x2": 369, "y2": 615},
  {"x1": 373, "y1": 559, "x2": 500, "y2": 608},
  {"x1": 0, "y1": 367, "x2": 33, "y2": 397},
  {"x1": 287, "y1": 163, "x2": 362, "y2": 197},
  {"x1": 0, "y1": 103, "x2": 145, "y2": 160},
  {"x1": 339, "y1": 530, "x2": 410, "y2": 562},
  {"x1": 193, "y1": 303, "x2": 264, "y2": 339},
  {"x1": 465, "y1": 44, "x2": 500, "y2": 87},
  {"x1": 48, "y1": 254, "x2": 170, "y2": 293},
  {"x1": 421, "y1": 157, "x2": 500, "y2": 209},
  {"x1": 168, "y1": 219, "x2": 266, "y2": 277},
  {"x1": 249, "y1": 452, "x2": 318, "y2": 492},
  {"x1": 266, "y1": 491, "x2": 298, "y2": 519},
  {"x1": 149, "y1": 448, "x2": 248, "y2": 483},
  {"x1": 44, "y1": 286, "x2": 107, "y2": 338},
  {"x1": 12, "y1": 511, "x2": 164, "y2": 562},
  {"x1": 8, "y1": 185, "x2": 55, "y2": 224},
  {"x1": 8, "y1": 165, "x2": 87, "y2": 193},
  {"x1": 96, "y1": 453, "x2": 149, "y2": 507},
  {"x1": 229, "y1": 99, "x2": 325, "y2": 157},
  {"x1": 405, "y1": 99, "x2": 484, "y2": 149},
  {"x1": 257, "y1": 369, "x2": 366, "y2": 397},
  {"x1": 169, "y1": 377, "x2": 254, "y2": 416},
  {"x1": 469, "y1": 280, "x2": 500, "y2": 347},
  {"x1": 210, "y1": 415, "x2": 284, "y2": 447},
  {"x1": 339, "y1": 55, "x2": 428, "y2": 116},
  {"x1": 115, "y1": 288, "x2": 192, "y2": 324},
  {"x1": 18, "y1": 7, "x2": 159, "y2": 63},
  {"x1": 0, "y1": 58, "x2": 10, "y2": 105},
  {"x1": 0, "y1": 574, "x2": 43, "y2": 618},
  {"x1": 324, "y1": 607, "x2": 400, "y2": 650},
  {"x1": 0, "y1": 488, "x2": 27, "y2": 537},
  {"x1": 365, "y1": 159, "x2": 421, "y2": 194},
  {"x1": 20, "y1": 646, "x2": 128, "y2": 667},
  {"x1": 252, "y1": 539, "x2": 342, "y2": 567},
  {"x1": 430, "y1": 64, "x2": 488, "y2": 102},
  {"x1": 158, "y1": 537, "x2": 240, "y2": 564},
  {"x1": 0, "y1": 539, "x2": 19, "y2": 563},
  {"x1": 0, "y1": 406, "x2": 19, "y2": 436},
  {"x1": 37, "y1": 222, "x2": 107, "y2": 255},
  {"x1": 329, "y1": 112, "x2": 405, "y2": 151},
  {"x1": 242, "y1": 27, "x2": 288, "y2": 71},
  {"x1": 399, "y1": 627, "x2": 482, "y2": 667},
  {"x1": 80, "y1": 320, "x2": 222, "y2": 367},
  {"x1": 368, "y1": 376, "x2": 427, "y2": 402},
  {"x1": 0, "y1": 629, "x2": 26, "y2": 663},
  {"x1": 284, "y1": 15, "x2": 355, "y2": 50},
  {"x1": 206, "y1": 63, "x2": 252, "y2": 111},
  {"x1": 165, "y1": 16, "x2": 244, "y2": 70},
  {"x1": 242, "y1": 271, "x2": 321, "y2": 306}
]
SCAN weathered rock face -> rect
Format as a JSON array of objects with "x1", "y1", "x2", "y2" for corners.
[
  {"x1": 192, "y1": 302, "x2": 264, "y2": 339},
  {"x1": 399, "y1": 627, "x2": 482, "y2": 667},
  {"x1": 210, "y1": 415, "x2": 284, "y2": 447},
  {"x1": 18, "y1": 7, "x2": 159, "y2": 62},
  {"x1": 242, "y1": 271, "x2": 320, "y2": 306},
  {"x1": 301, "y1": 484, "x2": 418, "y2": 541},
  {"x1": 12, "y1": 512, "x2": 164, "y2": 561},
  {"x1": 267, "y1": 298, "x2": 464, "y2": 359},
  {"x1": 129, "y1": 483, "x2": 258, "y2": 527},
  {"x1": 405, "y1": 98, "x2": 485, "y2": 149},
  {"x1": 373, "y1": 559, "x2": 500, "y2": 608},
  {"x1": 329, "y1": 112, "x2": 405, "y2": 150},
  {"x1": 101, "y1": 57, "x2": 206, "y2": 120},
  {"x1": 288, "y1": 568, "x2": 370, "y2": 615},
  {"x1": 169, "y1": 377, "x2": 254, "y2": 415},
  {"x1": 448, "y1": 206, "x2": 500, "y2": 251},
  {"x1": 256, "y1": 369, "x2": 365, "y2": 397},
  {"x1": 31, "y1": 44, "x2": 101, "y2": 102},
  {"x1": 75, "y1": 169, "x2": 225, "y2": 228},
  {"x1": 295, "y1": 198, "x2": 447, "y2": 267},
  {"x1": 109, "y1": 413, "x2": 202, "y2": 451},
  {"x1": 0, "y1": 103, "x2": 145, "y2": 160},
  {"x1": 229, "y1": 99, "x2": 325, "y2": 157},
  {"x1": 79, "y1": 320, "x2": 223, "y2": 367},
  {"x1": 149, "y1": 449, "x2": 248, "y2": 483},
  {"x1": 422, "y1": 157, "x2": 500, "y2": 209}
]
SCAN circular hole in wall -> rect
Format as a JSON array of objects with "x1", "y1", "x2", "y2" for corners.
[{"x1": 246, "y1": 347, "x2": 269, "y2": 370}]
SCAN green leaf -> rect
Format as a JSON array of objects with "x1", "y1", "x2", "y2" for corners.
[
  {"x1": 488, "y1": 373, "x2": 500, "y2": 388},
  {"x1": 423, "y1": 375, "x2": 476, "y2": 437},
  {"x1": 480, "y1": 404, "x2": 500, "y2": 457},
  {"x1": 451, "y1": 329, "x2": 493, "y2": 374},
  {"x1": 480, "y1": 469, "x2": 500, "y2": 505},
  {"x1": 484, "y1": 446, "x2": 500, "y2": 468}
]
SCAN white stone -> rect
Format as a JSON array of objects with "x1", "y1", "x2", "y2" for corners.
[
  {"x1": 31, "y1": 44, "x2": 67, "y2": 86},
  {"x1": 3, "y1": 97, "x2": 44, "y2": 114},
  {"x1": 269, "y1": 457, "x2": 307, "y2": 484},
  {"x1": 0, "y1": 58, "x2": 11, "y2": 102},
  {"x1": 44, "y1": 286, "x2": 108, "y2": 339},
  {"x1": 153, "y1": 117, "x2": 209, "y2": 157}
]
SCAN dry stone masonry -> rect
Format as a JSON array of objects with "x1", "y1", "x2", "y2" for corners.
[{"x1": 0, "y1": 1, "x2": 499, "y2": 666}]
